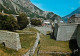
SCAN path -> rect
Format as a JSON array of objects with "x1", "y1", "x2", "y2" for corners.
[{"x1": 23, "y1": 32, "x2": 40, "y2": 56}]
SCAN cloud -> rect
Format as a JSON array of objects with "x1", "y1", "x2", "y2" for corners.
[{"x1": 71, "y1": 7, "x2": 74, "y2": 10}]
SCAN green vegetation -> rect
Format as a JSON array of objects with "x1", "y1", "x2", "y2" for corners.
[
  {"x1": 0, "y1": 1, "x2": 16, "y2": 14},
  {"x1": 17, "y1": 13, "x2": 29, "y2": 29},
  {"x1": 0, "y1": 14, "x2": 19, "y2": 31},
  {"x1": 33, "y1": 33, "x2": 72, "y2": 56},
  {"x1": 16, "y1": 27, "x2": 39, "y2": 50},
  {"x1": 0, "y1": 13, "x2": 29, "y2": 31},
  {"x1": 20, "y1": 34, "x2": 36, "y2": 49},
  {"x1": 16, "y1": 27, "x2": 40, "y2": 33},
  {"x1": 46, "y1": 13, "x2": 61, "y2": 21},
  {"x1": 31, "y1": 19, "x2": 42, "y2": 26},
  {"x1": 23, "y1": 28, "x2": 40, "y2": 32},
  {"x1": 39, "y1": 34, "x2": 71, "y2": 52}
]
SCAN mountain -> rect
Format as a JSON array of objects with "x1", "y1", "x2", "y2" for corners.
[
  {"x1": 63, "y1": 7, "x2": 80, "y2": 22},
  {"x1": 0, "y1": 0, "x2": 61, "y2": 20}
]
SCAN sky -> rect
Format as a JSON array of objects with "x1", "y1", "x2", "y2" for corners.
[{"x1": 31, "y1": 0, "x2": 80, "y2": 17}]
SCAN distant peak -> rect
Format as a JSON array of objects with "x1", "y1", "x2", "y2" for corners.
[
  {"x1": 76, "y1": 7, "x2": 80, "y2": 10},
  {"x1": 78, "y1": 7, "x2": 80, "y2": 8}
]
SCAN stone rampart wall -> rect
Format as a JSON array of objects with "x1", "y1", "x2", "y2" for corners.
[
  {"x1": 34, "y1": 25, "x2": 52, "y2": 35},
  {"x1": 76, "y1": 24, "x2": 80, "y2": 48},
  {"x1": 0, "y1": 30, "x2": 21, "y2": 51},
  {"x1": 54, "y1": 23, "x2": 78, "y2": 41}
]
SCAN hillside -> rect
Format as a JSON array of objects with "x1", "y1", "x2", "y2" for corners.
[
  {"x1": 63, "y1": 7, "x2": 80, "y2": 22},
  {"x1": 0, "y1": 0, "x2": 61, "y2": 20}
]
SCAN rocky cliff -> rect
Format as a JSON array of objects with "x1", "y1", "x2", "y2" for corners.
[{"x1": 0, "y1": 0, "x2": 61, "y2": 20}]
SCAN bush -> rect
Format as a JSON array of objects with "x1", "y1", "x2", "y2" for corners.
[
  {"x1": 17, "y1": 13, "x2": 29, "y2": 29},
  {"x1": 31, "y1": 19, "x2": 41, "y2": 26},
  {"x1": 0, "y1": 14, "x2": 19, "y2": 31}
]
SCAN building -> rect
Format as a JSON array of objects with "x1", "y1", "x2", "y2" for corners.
[
  {"x1": 43, "y1": 20, "x2": 50, "y2": 25},
  {"x1": 68, "y1": 14, "x2": 80, "y2": 23}
]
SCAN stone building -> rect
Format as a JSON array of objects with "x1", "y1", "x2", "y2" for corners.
[
  {"x1": 68, "y1": 14, "x2": 80, "y2": 23},
  {"x1": 0, "y1": 30, "x2": 21, "y2": 51}
]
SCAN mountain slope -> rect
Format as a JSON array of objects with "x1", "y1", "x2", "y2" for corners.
[
  {"x1": 63, "y1": 7, "x2": 80, "y2": 21},
  {"x1": 0, "y1": 0, "x2": 61, "y2": 20}
]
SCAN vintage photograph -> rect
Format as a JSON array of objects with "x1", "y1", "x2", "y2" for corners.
[{"x1": 0, "y1": 0, "x2": 80, "y2": 56}]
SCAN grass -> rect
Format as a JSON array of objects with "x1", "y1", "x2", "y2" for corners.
[
  {"x1": 23, "y1": 28, "x2": 40, "y2": 32},
  {"x1": 33, "y1": 33, "x2": 72, "y2": 56},
  {"x1": 16, "y1": 27, "x2": 40, "y2": 33},
  {"x1": 20, "y1": 34, "x2": 36, "y2": 49},
  {"x1": 0, "y1": 27, "x2": 38, "y2": 56},
  {"x1": 0, "y1": 27, "x2": 72, "y2": 56},
  {"x1": 39, "y1": 34, "x2": 72, "y2": 53}
]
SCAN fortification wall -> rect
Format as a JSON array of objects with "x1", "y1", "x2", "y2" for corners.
[
  {"x1": 55, "y1": 23, "x2": 78, "y2": 41},
  {"x1": 54, "y1": 23, "x2": 58, "y2": 38},
  {"x1": 76, "y1": 24, "x2": 80, "y2": 48},
  {"x1": 0, "y1": 30, "x2": 21, "y2": 51},
  {"x1": 54, "y1": 23, "x2": 80, "y2": 55},
  {"x1": 34, "y1": 25, "x2": 52, "y2": 35}
]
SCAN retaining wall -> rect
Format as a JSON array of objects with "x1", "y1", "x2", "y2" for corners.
[
  {"x1": 0, "y1": 30, "x2": 21, "y2": 51},
  {"x1": 23, "y1": 32, "x2": 40, "y2": 56},
  {"x1": 34, "y1": 25, "x2": 52, "y2": 35},
  {"x1": 54, "y1": 23, "x2": 78, "y2": 41},
  {"x1": 76, "y1": 24, "x2": 80, "y2": 48}
]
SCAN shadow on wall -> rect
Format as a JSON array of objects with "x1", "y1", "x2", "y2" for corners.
[
  {"x1": 50, "y1": 30, "x2": 56, "y2": 40},
  {"x1": 69, "y1": 39, "x2": 79, "y2": 56},
  {"x1": 46, "y1": 29, "x2": 56, "y2": 40},
  {"x1": 69, "y1": 25, "x2": 79, "y2": 56}
]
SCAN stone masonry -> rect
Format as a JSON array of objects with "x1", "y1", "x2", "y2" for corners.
[
  {"x1": 0, "y1": 30, "x2": 21, "y2": 51},
  {"x1": 34, "y1": 25, "x2": 52, "y2": 35},
  {"x1": 68, "y1": 14, "x2": 80, "y2": 23},
  {"x1": 54, "y1": 23, "x2": 80, "y2": 51},
  {"x1": 54, "y1": 23, "x2": 78, "y2": 41},
  {"x1": 76, "y1": 24, "x2": 80, "y2": 48}
]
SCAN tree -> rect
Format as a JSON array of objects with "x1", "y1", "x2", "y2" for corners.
[
  {"x1": 0, "y1": 14, "x2": 19, "y2": 31},
  {"x1": 31, "y1": 19, "x2": 41, "y2": 26},
  {"x1": 5, "y1": 15, "x2": 19, "y2": 31},
  {"x1": 17, "y1": 13, "x2": 29, "y2": 29},
  {"x1": 0, "y1": 14, "x2": 3, "y2": 29}
]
